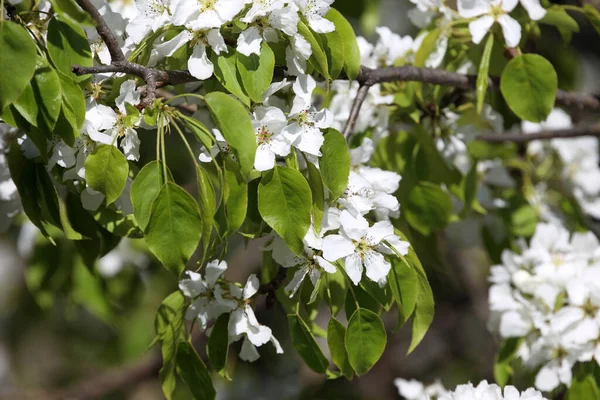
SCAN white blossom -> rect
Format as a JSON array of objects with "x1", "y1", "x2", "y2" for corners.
[{"x1": 458, "y1": 0, "x2": 522, "y2": 47}]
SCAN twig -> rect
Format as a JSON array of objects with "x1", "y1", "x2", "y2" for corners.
[
  {"x1": 476, "y1": 124, "x2": 600, "y2": 143},
  {"x1": 75, "y1": 0, "x2": 125, "y2": 63},
  {"x1": 342, "y1": 84, "x2": 371, "y2": 139},
  {"x1": 258, "y1": 267, "x2": 287, "y2": 309}
]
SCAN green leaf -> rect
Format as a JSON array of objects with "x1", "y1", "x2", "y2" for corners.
[
  {"x1": 460, "y1": 161, "x2": 480, "y2": 217},
  {"x1": 48, "y1": 0, "x2": 95, "y2": 26},
  {"x1": 404, "y1": 182, "x2": 452, "y2": 235},
  {"x1": 145, "y1": 182, "x2": 202, "y2": 275},
  {"x1": 197, "y1": 165, "x2": 216, "y2": 255},
  {"x1": 541, "y1": 8, "x2": 580, "y2": 42},
  {"x1": 207, "y1": 313, "x2": 230, "y2": 379},
  {"x1": 204, "y1": 92, "x2": 257, "y2": 178},
  {"x1": 345, "y1": 308, "x2": 386, "y2": 375},
  {"x1": 567, "y1": 372, "x2": 600, "y2": 400},
  {"x1": 298, "y1": 20, "x2": 330, "y2": 80},
  {"x1": 155, "y1": 291, "x2": 186, "y2": 400},
  {"x1": 220, "y1": 157, "x2": 248, "y2": 236},
  {"x1": 57, "y1": 72, "x2": 87, "y2": 138},
  {"x1": 414, "y1": 29, "x2": 441, "y2": 67},
  {"x1": 323, "y1": 30, "x2": 344, "y2": 79},
  {"x1": 510, "y1": 204, "x2": 538, "y2": 237},
  {"x1": 327, "y1": 319, "x2": 353, "y2": 379},
  {"x1": 47, "y1": 17, "x2": 93, "y2": 79},
  {"x1": 325, "y1": 8, "x2": 361, "y2": 80},
  {"x1": 13, "y1": 57, "x2": 62, "y2": 134},
  {"x1": 500, "y1": 54, "x2": 557, "y2": 122},
  {"x1": 176, "y1": 342, "x2": 216, "y2": 400},
  {"x1": 320, "y1": 129, "x2": 351, "y2": 200},
  {"x1": 212, "y1": 50, "x2": 250, "y2": 106},
  {"x1": 584, "y1": 4, "x2": 600, "y2": 34},
  {"x1": 305, "y1": 160, "x2": 325, "y2": 233},
  {"x1": 131, "y1": 161, "x2": 171, "y2": 231},
  {"x1": 388, "y1": 257, "x2": 418, "y2": 329},
  {"x1": 84, "y1": 144, "x2": 129, "y2": 205},
  {"x1": 288, "y1": 314, "x2": 329, "y2": 374},
  {"x1": 494, "y1": 338, "x2": 521, "y2": 386},
  {"x1": 6, "y1": 143, "x2": 52, "y2": 239},
  {"x1": 236, "y1": 42, "x2": 275, "y2": 103},
  {"x1": 476, "y1": 35, "x2": 494, "y2": 114},
  {"x1": 0, "y1": 21, "x2": 38, "y2": 110},
  {"x1": 258, "y1": 166, "x2": 312, "y2": 255}
]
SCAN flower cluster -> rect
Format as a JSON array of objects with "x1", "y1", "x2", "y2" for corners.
[
  {"x1": 489, "y1": 222, "x2": 600, "y2": 391},
  {"x1": 179, "y1": 259, "x2": 283, "y2": 362},
  {"x1": 524, "y1": 108, "x2": 600, "y2": 220},
  {"x1": 395, "y1": 378, "x2": 547, "y2": 400}
]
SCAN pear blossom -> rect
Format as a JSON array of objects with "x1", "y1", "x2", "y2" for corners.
[
  {"x1": 171, "y1": 0, "x2": 246, "y2": 31},
  {"x1": 126, "y1": 0, "x2": 174, "y2": 44},
  {"x1": 282, "y1": 75, "x2": 332, "y2": 156},
  {"x1": 285, "y1": 33, "x2": 313, "y2": 75},
  {"x1": 237, "y1": 2, "x2": 300, "y2": 56},
  {"x1": 294, "y1": 0, "x2": 335, "y2": 33},
  {"x1": 272, "y1": 207, "x2": 340, "y2": 299},
  {"x1": 252, "y1": 106, "x2": 291, "y2": 171},
  {"x1": 180, "y1": 261, "x2": 233, "y2": 331},
  {"x1": 225, "y1": 274, "x2": 284, "y2": 362},
  {"x1": 395, "y1": 379, "x2": 546, "y2": 400},
  {"x1": 458, "y1": 0, "x2": 522, "y2": 47},
  {"x1": 322, "y1": 210, "x2": 409, "y2": 286},
  {"x1": 150, "y1": 28, "x2": 227, "y2": 80}
]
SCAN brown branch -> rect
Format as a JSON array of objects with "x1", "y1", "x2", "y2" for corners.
[
  {"x1": 75, "y1": 0, "x2": 125, "y2": 63},
  {"x1": 342, "y1": 84, "x2": 371, "y2": 139},
  {"x1": 258, "y1": 266, "x2": 287, "y2": 309},
  {"x1": 476, "y1": 124, "x2": 600, "y2": 143}
]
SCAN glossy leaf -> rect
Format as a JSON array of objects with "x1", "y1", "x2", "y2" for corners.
[
  {"x1": 388, "y1": 257, "x2": 418, "y2": 329},
  {"x1": 13, "y1": 57, "x2": 62, "y2": 134},
  {"x1": 325, "y1": 8, "x2": 361, "y2": 79},
  {"x1": 0, "y1": 21, "x2": 38, "y2": 110},
  {"x1": 258, "y1": 166, "x2": 312, "y2": 255},
  {"x1": 237, "y1": 42, "x2": 275, "y2": 103},
  {"x1": 176, "y1": 342, "x2": 216, "y2": 400},
  {"x1": 131, "y1": 161, "x2": 170, "y2": 231},
  {"x1": 327, "y1": 319, "x2": 353, "y2": 379},
  {"x1": 207, "y1": 313, "x2": 230, "y2": 379},
  {"x1": 500, "y1": 54, "x2": 557, "y2": 122},
  {"x1": 323, "y1": 30, "x2": 344, "y2": 79},
  {"x1": 47, "y1": 17, "x2": 93, "y2": 79},
  {"x1": 320, "y1": 129, "x2": 350, "y2": 200},
  {"x1": 212, "y1": 50, "x2": 250, "y2": 106},
  {"x1": 145, "y1": 182, "x2": 202, "y2": 275},
  {"x1": 404, "y1": 182, "x2": 452, "y2": 235},
  {"x1": 197, "y1": 164, "x2": 216, "y2": 256},
  {"x1": 345, "y1": 308, "x2": 387, "y2": 375},
  {"x1": 288, "y1": 314, "x2": 329, "y2": 374},
  {"x1": 476, "y1": 35, "x2": 494, "y2": 114},
  {"x1": 305, "y1": 160, "x2": 325, "y2": 233},
  {"x1": 84, "y1": 144, "x2": 129, "y2": 205},
  {"x1": 204, "y1": 92, "x2": 257, "y2": 178},
  {"x1": 298, "y1": 20, "x2": 330, "y2": 80}
]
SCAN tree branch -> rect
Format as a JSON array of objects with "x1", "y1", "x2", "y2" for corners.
[
  {"x1": 74, "y1": 0, "x2": 125, "y2": 64},
  {"x1": 476, "y1": 124, "x2": 600, "y2": 143},
  {"x1": 342, "y1": 84, "x2": 370, "y2": 139}
]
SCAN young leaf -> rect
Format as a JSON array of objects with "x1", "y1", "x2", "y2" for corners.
[
  {"x1": 131, "y1": 161, "x2": 171, "y2": 231},
  {"x1": 305, "y1": 161, "x2": 325, "y2": 233},
  {"x1": 13, "y1": 57, "x2": 62, "y2": 134},
  {"x1": 297, "y1": 20, "x2": 330, "y2": 80},
  {"x1": 221, "y1": 158, "x2": 248, "y2": 236},
  {"x1": 84, "y1": 144, "x2": 129, "y2": 205},
  {"x1": 345, "y1": 308, "x2": 387, "y2": 375},
  {"x1": 47, "y1": 17, "x2": 93, "y2": 79},
  {"x1": 414, "y1": 29, "x2": 441, "y2": 67},
  {"x1": 320, "y1": 129, "x2": 351, "y2": 200},
  {"x1": 0, "y1": 21, "x2": 38, "y2": 110},
  {"x1": 48, "y1": 0, "x2": 95, "y2": 26},
  {"x1": 207, "y1": 313, "x2": 230, "y2": 379},
  {"x1": 404, "y1": 182, "x2": 452, "y2": 236},
  {"x1": 541, "y1": 8, "x2": 580, "y2": 42},
  {"x1": 500, "y1": 54, "x2": 557, "y2": 122},
  {"x1": 212, "y1": 50, "x2": 250, "y2": 106},
  {"x1": 145, "y1": 182, "x2": 202, "y2": 275},
  {"x1": 258, "y1": 166, "x2": 312, "y2": 255},
  {"x1": 322, "y1": 30, "x2": 345, "y2": 80},
  {"x1": 56, "y1": 72, "x2": 86, "y2": 144},
  {"x1": 327, "y1": 319, "x2": 353, "y2": 379},
  {"x1": 197, "y1": 164, "x2": 216, "y2": 255},
  {"x1": 204, "y1": 92, "x2": 257, "y2": 178},
  {"x1": 388, "y1": 257, "x2": 418, "y2": 329},
  {"x1": 476, "y1": 34, "x2": 494, "y2": 114},
  {"x1": 325, "y1": 8, "x2": 361, "y2": 80},
  {"x1": 567, "y1": 371, "x2": 600, "y2": 400},
  {"x1": 583, "y1": 4, "x2": 600, "y2": 34},
  {"x1": 288, "y1": 314, "x2": 329, "y2": 374},
  {"x1": 176, "y1": 342, "x2": 216, "y2": 400},
  {"x1": 236, "y1": 42, "x2": 275, "y2": 103},
  {"x1": 494, "y1": 338, "x2": 521, "y2": 386}
]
